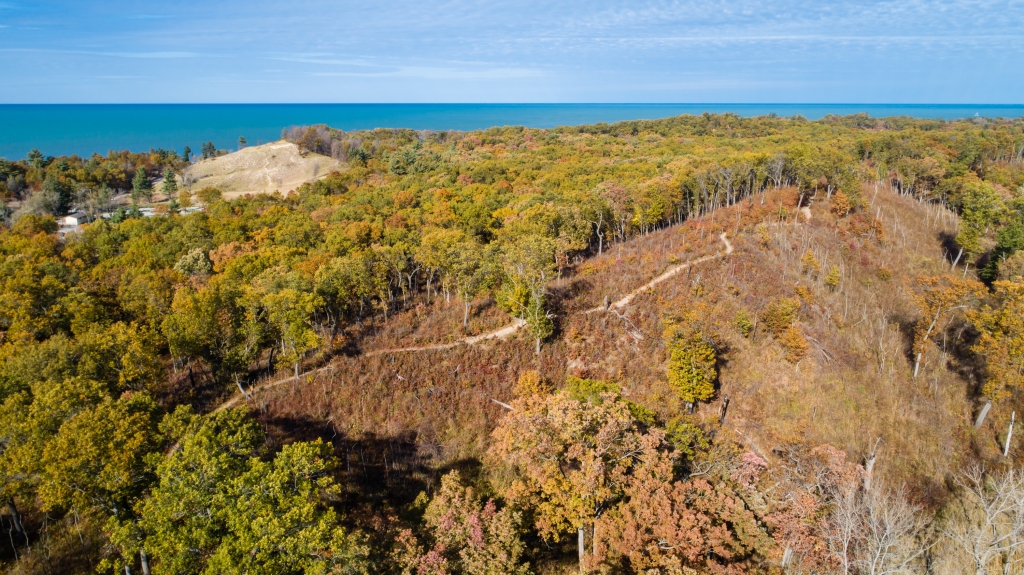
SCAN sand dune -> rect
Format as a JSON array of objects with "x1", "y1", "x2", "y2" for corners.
[{"x1": 184, "y1": 141, "x2": 342, "y2": 198}]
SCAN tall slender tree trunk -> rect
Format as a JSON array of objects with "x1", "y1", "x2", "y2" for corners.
[
  {"x1": 1005, "y1": 411, "x2": 1015, "y2": 457},
  {"x1": 140, "y1": 549, "x2": 151, "y2": 575},
  {"x1": 7, "y1": 498, "x2": 25, "y2": 543},
  {"x1": 463, "y1": 301, "x2": 470, "y2": 327},
  {"x1": 578, "y1": 527, "x2": 585, "y2": 571}
]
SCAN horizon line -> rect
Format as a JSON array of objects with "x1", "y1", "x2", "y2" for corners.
[{"x1": 2, "y1": 102, "x2": 1024, "y2": 106}]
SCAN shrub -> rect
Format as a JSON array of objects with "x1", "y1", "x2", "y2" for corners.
[
  {"x1": 759, "y1": 297, "x2": 801, "y2": 335},
  {"x1": 779, "y1": 326, "x2": 809, "y2": 362},
  {"x1": 514, "y1": 370, "x2": 551, "y2": 397},
  {"x1": 664, "y1": 317, "x2": 717, "y2": 405},
  {"x1": 196, "y1": 186, "x2": 223, "y2": 204},
  {"x1": 831, "y1": 190, "x2": 851, "y2": 216},
  {"x1": 800, "y1": 250, "x2": 821, "y2": 277},
  {"x1": 825, "y1": 265, "x2": 841, "y2": 290},
  {"x1": 795, "y1": 285, "x2": 815, "y2": 303},
  {"x1": 666, "y1": 416, "x2": 710, "y2": 459},
  {"x1": 565, "y1": 375, "x2": 620, "y2": 404},
  {"x1": 735, "y1": 309, "x2": 754, "y2": 338}
]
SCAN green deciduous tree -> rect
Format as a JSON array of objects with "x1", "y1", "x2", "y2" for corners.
[
  {"x1": 663, "y1": 311, "x2": 718, "y2": 405},
  {"x1": 498, "y1": 234, "x2": 556, "y2": 354},
  {"x1": 246, "y1": 268, "x2": 323, "y2": 378},
  {"x1": 38, "y1": 391, "x2": 159, "y2": 517},
  {"x1": 113, "y1": 406, "x2": 368, "y2": 575},
  {"x1": 162, "y1": 277, "x2": 257, "y2": 385},
  {"x1": 955, "y1": 179, "x2": 1004, "y2": 257}
]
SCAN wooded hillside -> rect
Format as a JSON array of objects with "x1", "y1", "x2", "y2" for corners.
[{"x1": 2, "y1": 113, "x2": 1024, "y2": 573}]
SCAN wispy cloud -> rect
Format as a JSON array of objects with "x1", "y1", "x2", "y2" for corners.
[
  {"x1": 1, "y1": 0, "x2": 1022, "y2": 102},
  {"x1": 270, "y1": 56, "x2": 373, "y2": 66},
  {"x1": 105, "y1": 51, "x2": 197, "y2": 59},
  {"x1": 0, "y1": 48, "x2": 199, "y2": 58},
  {"x1": 311, "y1": 65, "x2": 543, "y2": 79}
]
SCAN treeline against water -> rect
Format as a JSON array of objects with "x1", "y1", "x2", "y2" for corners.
[{"x1": 0, "y1": 113, "x2": 1023, "y2": 572}]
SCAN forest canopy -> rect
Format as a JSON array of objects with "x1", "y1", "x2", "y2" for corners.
[{"x1": 2, "y1": 113, "x2": 1024, "y2": 573}]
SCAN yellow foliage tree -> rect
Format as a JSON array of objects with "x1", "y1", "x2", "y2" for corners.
[
  {"x1": 800, "y1": 250, "x2": 821, "y2": 277},
  {"x1": 663, "y1": 313, "x2": 717, "y2": 405},
  {"x1": 968, "y1": 280, "x2": 1024, "y2": 399},
  {"x1": 907, "y1": 275, "x2": 985, "y2": 378},
  {"x1": 779, "y1": 326, "x2": 809, "y2": 362},
  {"x1": 825, "y1": 265, "x2": 841, "y2": 290}
]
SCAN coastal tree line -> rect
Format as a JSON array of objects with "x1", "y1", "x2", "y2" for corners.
[{"x1": 0, "y1": 113, "x2": 1023, "y2": 572}]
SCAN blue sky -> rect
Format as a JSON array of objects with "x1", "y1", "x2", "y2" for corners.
[{"x1": 0, "y1": 0, "x2": 1021, "y2": 103}]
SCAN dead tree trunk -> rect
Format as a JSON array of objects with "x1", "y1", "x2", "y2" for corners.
[
  {"x1": 578, "y1": 527, "x2": 586, "y2": 571},
  {"x1": 1005, "y1": 411, "x2": 1016, "y2": 457},
  {"x1": 975, "y1": 401, "x2": 993, "y2": 429},
  {"x1": 6, "y1": 498, "x2": 25, "y2": 543}
]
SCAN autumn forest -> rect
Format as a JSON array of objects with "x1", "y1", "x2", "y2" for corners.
[{"x1": 2, "y1": 113, "x2": 1024, "y2": 574}]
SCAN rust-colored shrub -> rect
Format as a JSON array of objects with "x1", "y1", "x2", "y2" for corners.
[
  {"x1": 759, "y1": 297, "x2": 801, "y2": 335},
  {"x1": 779, "y1": 326, "x2": 809, "y2": 362}
]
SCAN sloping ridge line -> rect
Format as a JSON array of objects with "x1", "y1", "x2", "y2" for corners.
[{"x1": 214, "y1": 233, "x2": 732, "y2": 412}]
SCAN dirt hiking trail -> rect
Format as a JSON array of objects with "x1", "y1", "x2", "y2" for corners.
[
  {"x1": 584, "y1": 232, "x2": 733, "y2": 313},
  {"x1": 214, "y1": 233, "x2": 732, "y2": 412}
]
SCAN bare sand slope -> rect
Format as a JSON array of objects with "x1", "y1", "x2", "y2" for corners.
[{"x1": 185, "y1": 141, "x2": 342, "y2": 198}]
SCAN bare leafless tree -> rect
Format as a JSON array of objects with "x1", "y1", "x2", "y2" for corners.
[
  {"x1": 827, "y1": 481, "x2": 930, "y2": 575},
  {"x1": 940, "y1": 466, "x2": 1024, "y2": 575}
]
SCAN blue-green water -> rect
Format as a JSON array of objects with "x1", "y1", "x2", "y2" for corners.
[{"x1": 2, "y1": 103, "x2": 1023, "y2": 160}]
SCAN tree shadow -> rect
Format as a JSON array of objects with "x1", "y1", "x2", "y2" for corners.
[{"x1": 938, "y1": 231, "x2": 962, "y2": 266}]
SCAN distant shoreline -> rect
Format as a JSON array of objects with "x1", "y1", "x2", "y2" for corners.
[{"x1": 2, "y1": 103, "x2": 1023, "y2": 160}]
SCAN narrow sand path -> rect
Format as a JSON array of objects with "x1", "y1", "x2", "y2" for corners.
[
  {"x1": 214, "y1": 318, "x2": 529, "y2": 412},
  {"x1": 584, "y1": 232, "x2": 733, "y2": 314},
  {"x1": 362, "y1": 318, "x2": 529, "y2": 356},
  {"x1": 213, "y1": 234, "x2": 731, "y2": 412}
]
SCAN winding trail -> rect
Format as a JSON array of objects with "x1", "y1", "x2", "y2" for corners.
[
  {"x1": 362, "y1": 318, "x2": 529, "y2": 356},
  {"x1": 214, "y1": 319, "x2": 529, "y2": 412},
  {"x1": 584, "y1": 232, "x2": 733, "y2": 314},
  {"x1": 213, "y1": 233, "x2": 732, "y2": 412}
]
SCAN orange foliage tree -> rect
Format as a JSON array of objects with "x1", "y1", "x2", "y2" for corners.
[
  {"x1": 490, "y1": 381, "x2": 774, "y2": 572},
  {"x1": 600, "y1": 450, "x2": 771, "y2": 573},
  {"x1": 968, "y1": 280, "x2": 1024, "y2": 400},
  {"x1": 906, "y1": 275, "x2": 985, "y2": 378}
]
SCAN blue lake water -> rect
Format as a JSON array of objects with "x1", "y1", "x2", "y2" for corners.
[{"x1": 2, "y1": 103, "x2": 1023, "y2": 160}]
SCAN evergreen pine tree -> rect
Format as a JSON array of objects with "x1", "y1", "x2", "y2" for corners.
[
  {"x1": 132, "y1": 168, "x2": 152, "y2": 203},
  {"x1": 183, "y1": 145, "x2": 191, "y2": 163},
  {"x1": 161, "y1": 168, "x2": 177, "y2": 198}
]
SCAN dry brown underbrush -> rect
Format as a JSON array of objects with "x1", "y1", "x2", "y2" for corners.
[{"x1": 243, "y1": 184, "x2": 1010, "y2": 529}]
